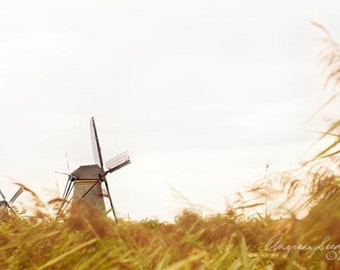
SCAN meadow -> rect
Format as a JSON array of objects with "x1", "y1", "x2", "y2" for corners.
[{"x1": 0, "y1": 24, "x2": 340, "y2": 269}]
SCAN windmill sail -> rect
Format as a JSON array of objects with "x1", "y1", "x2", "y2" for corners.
[
  {"x1": 9, "y1": 187, "x2": 23, "y2": 204},
  {"x1": 90, "y1": 117, "x2": 104, "y2": 169},
  {"x1": 103, "y1": 179, "x2": 118, "y2": 223},
  {"x1": 0, "y1": 189, "x2": 5, "y2": 201},
  {"x1": 105, "y1": 151, "x2": 131, "y2": 173},
  {"x1": 0, "y1": 187, "x2": 23, "y2": 217}
]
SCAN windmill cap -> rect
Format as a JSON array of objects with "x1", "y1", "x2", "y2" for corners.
[{"x1": 71, "y1": 165, "x2": 105, "y2": 180}]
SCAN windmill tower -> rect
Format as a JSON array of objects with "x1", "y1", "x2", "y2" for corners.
[
  {"x1": 0, "y1": 187, "x2": 23, "y2": 218},
  {"x1": 60, "y1": 117, "x2": 131, "y2": 222}
]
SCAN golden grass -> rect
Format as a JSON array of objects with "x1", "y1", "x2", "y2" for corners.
[{"x1": 0, "y1": 189, "x2": 339, "y2": 270}]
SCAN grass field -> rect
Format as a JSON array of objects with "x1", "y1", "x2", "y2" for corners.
[{"x1": 0, "y1": 176, "x2": 339, "y2": 270}]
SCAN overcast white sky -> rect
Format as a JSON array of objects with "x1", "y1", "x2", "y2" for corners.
[{"x1": 0, "y1": 1, "x2": 339, "y2": 221}]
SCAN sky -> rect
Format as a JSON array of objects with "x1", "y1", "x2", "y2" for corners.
[{"x1": 0, "y1": 1, "x2": 339, "y2": 221}]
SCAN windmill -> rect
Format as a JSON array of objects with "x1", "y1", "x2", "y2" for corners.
[
  {"x1": 59, "y1": 117, "x2": 131, "y2": 223},
  {"x1": 0, "y1": 187, "x2": 24, "y2": 218}
]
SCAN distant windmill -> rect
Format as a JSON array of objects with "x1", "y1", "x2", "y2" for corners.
[
  {"x1": 59, "y1": 117, "x2": 131, "y2": 223},
  {"x1": 0, "y1": 187, "x2": 23, "y2": 218}
]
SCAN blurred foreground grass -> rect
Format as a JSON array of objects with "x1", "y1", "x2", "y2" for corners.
[{"x1": 0, "y1": 190, "x2": 339, "y2": 270}]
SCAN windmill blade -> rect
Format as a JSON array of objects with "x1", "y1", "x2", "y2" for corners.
[
  {"x1": 61, "y1": 174, "x2": 74, "y2": 201},
  {"x1": 60, "y1": 175, "x2": 74, "y2": 213},
  {"x1": 58, "y1": 179, "x2": 75, "y2": 218},
  {"x1": 9, "y1": 187, "x2": 23, "y2": 204},
  {"x1": 65, "y1": 152, "x2": 70, "y2": 174},
  {"x1": 102, "y1": 178, "x2": 118, "y2": 223},
  {"x1": 6, "y1": 204, "x2": 17, "y2": 216},
  {"x1": 105, "y1": 151, "x2": 131, "y2": 174},
  {"x1": 0, "y1": 202, "x2": 9, "y2": 218},
  {"x1": 54, "y1": 171, "x2": 72, "y2": 176},
  {"x1": 90, "y1": 117, "x2": 104, "y2": 169},
  {"x1": 0, "y1": 188, "x2": 19, "y2": 217},
  {"x1": 0, "y1": 203, "x2": 17, "y2": 217},
  {"x1": 0, "y1": 189, "x2": 6, "y2": 201}
]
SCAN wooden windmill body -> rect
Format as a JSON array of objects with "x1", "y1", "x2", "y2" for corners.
[
  {"x1": 71, "y1": 165, "x2": 106, "y2": 214},
  {"x1": 60, "y1": 117, "x2": 131, "y2": 222}
]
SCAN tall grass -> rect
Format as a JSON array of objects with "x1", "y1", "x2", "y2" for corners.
[{"x1": 0, "y1": 201, "x2": 338, "y2": 269}]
